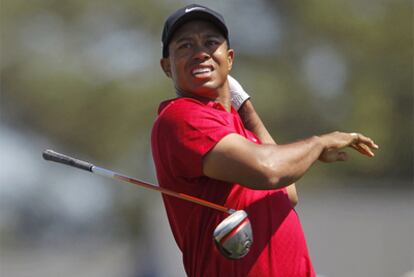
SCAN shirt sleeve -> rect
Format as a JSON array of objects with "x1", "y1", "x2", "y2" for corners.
[{"x1": 159, "y1": 101, "x2": 236, "y2": 178}]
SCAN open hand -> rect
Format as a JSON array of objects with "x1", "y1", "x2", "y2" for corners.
[{"x1": 318, "y1": 132, "x2": 379, "y2": 162}]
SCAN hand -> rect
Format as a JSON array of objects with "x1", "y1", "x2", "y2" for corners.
[
  {"x1": 318, "y1": 132, "x2": 379, "y2": 162},
  {"x1": 228, "y1": 75, "x2": 250, "y2": 110}
]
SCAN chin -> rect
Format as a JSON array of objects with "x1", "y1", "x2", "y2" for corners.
[{"x1": 192, "y1": 83, "x2": 220, "y2": 96}]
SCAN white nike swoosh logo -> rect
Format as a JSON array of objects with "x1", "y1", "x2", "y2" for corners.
[{"x1": 185, "y1": 7, "x2": 206, "y2": 13}]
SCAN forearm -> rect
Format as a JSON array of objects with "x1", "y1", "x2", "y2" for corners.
[
  {"x1": 204, "y1": 134, "x2": 324, "y2": 190},
  {"x1": 256, "y1": 136, "x2": 323, "y2": 189},
  {"x1": 238, "y1": 100, "x2": 275, "y2": 144}
]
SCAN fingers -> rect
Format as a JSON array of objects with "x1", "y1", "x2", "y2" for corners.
[
  {"x1": 349, "y1": 132, "x2": 379, "y2": 157},
  {"x1": 350, "y1": 133, "x2": 379, "y2": 150},
  {"x1": 350, "y1": 143, "x2": 374, "y2": 157}
]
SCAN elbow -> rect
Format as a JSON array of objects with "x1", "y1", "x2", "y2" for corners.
[
  {"x1": 259, "y1": 164, "x2": 296, "y2": 190},
  {"x1": 247, "y1": 170, "x2": 281, "y2": 190},
  {"x1": 254, "y1": 156, "x2": 278, "y2": 189},
  {"x1": 258, "y1": 167, "x2": 287, "y2": 190},
  {"x1": 252, "y1": 151, "x2": 296, "y2": 190},
  {"x1": 264, "y1": 173, "x2": 300, "y2": 207},
  {"x1": 265, "y1": 175, "x2": 296, "y2": 190},
  {"x1": 261, "y1": 175, "x2": 281, "y2": 190}
]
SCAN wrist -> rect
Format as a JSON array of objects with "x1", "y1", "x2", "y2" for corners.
[
  {"x1": 231, "y1": 93, "x2": 250, "y2": 110},
  {"x1": 311, "y1": 135, "x2": 326, "y2": 157},
  {"x1": 228, "y1": 75, "x2": 250, "y2": 110}
]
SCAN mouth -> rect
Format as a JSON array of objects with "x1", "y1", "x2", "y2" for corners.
[{"x1": 191, "y1": 65, "x2": 214, "y2": 79}]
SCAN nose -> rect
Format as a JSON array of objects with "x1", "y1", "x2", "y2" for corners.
[{"x1": 192, "y1": 44, "x2": 210, "y2": 61}]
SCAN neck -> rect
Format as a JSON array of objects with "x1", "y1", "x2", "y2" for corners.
[
  {"x1": 214, "y1": 90, "x2": 232, "y2": 112},
  {"x1": 176, "y1": 81, "x2": 232, "y2": 112}
]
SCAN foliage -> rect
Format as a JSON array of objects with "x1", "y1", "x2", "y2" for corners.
[{"x1": 1, "y1": 0, "x2": 412, "y2": 183}]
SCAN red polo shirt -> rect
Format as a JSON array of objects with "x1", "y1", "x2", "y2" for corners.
[{"x1": 151, "y1": 97, "x2": 315, "y2": 277}]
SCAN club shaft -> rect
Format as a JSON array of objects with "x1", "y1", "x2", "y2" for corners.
[{"x1": 43, "y1": 149, "x2": 231, "y2": 214}]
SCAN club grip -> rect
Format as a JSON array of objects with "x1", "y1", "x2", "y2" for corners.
[{"x1": 42, "y1": 149, "x2": 93, "y2": 172}]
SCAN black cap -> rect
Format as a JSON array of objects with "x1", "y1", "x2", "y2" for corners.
[{"x1": 161, "y1": 4, "x2": 229, "y2": 58}]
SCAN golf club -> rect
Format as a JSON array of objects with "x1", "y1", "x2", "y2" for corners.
[{"x1": 42, "y1": 149, "x2": 253, "y2": 259}]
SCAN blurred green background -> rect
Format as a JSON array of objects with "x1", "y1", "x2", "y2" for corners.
[{"x1": 1, "y1": 0, "x2": 413, "y2": 276}]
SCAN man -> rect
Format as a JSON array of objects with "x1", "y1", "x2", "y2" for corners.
[{"x1": 151, "y1": 4, "x2": 378, "y2": 277}]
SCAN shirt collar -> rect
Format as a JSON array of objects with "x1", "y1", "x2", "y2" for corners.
[{"x1": 158, "y1": 97, "x2": 236, "y2": 114}]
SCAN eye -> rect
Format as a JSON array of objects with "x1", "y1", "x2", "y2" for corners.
[
  {"x1": 206, "y1": 40, "x2": 220, "y2": 47},
  {"x1": 178, "y1": 42, "x2": 192, "y2": 49}
]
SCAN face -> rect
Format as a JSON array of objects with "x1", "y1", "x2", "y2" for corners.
[{"x1": 161, "y1": 20, "x2": 234, "y2": 99}]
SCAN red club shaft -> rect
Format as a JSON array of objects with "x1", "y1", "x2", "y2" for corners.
[
  {"x1": 42, "y1": 149, "x2": 233, "y2": 214},
  {"x1": 113, "y1": 173, "x2": 231, "y2": 214}
]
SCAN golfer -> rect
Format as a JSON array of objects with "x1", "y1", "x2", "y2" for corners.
[{"x1": 151, "y1": 4, "x2": 378, "y2": 276}]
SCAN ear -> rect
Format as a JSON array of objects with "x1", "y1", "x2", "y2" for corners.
[
  {"x1": 227, "y1": 48, "x2": 234, "y2": 71},
  {"x1": 160, "y1": 58, "x2": 172, "y2": 78}
]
